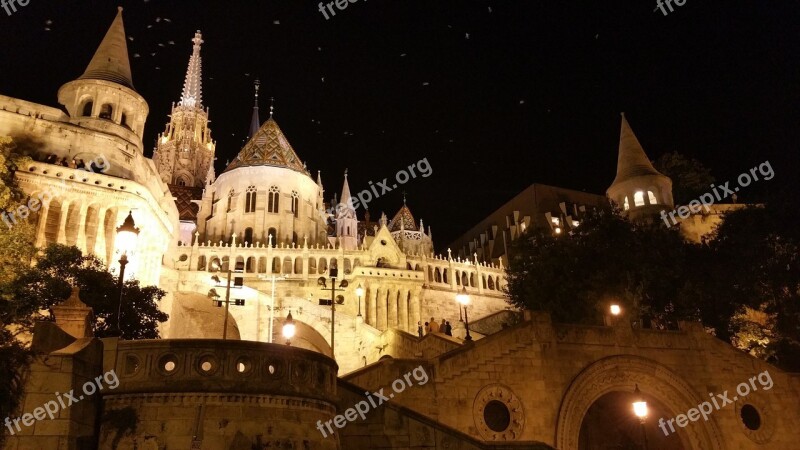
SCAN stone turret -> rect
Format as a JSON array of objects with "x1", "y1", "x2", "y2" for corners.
[
  {"x1": 57, "y1": 7, "x2": 149, "y2": 149},
  {"x1": 606, "y1": 113, "x2": 673, "y2": 221}
]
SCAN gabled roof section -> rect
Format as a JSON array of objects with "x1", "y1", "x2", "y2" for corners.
[
  {"x1": 389, "y1": 204, "x2": 418, "y2": 232},
  {"x1": 612, "y1": 113, "x2": 664, "y2": 185},
  {"x1": 79, "y1": 7, "x2": 135, "y2": 90},
  {"x1": 224, "y1": 117, "x2": 308, "y2": 175}
]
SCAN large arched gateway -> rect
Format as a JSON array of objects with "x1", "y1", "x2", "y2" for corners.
[{"x1": 555, "y1": 355, "x2": 726, "y2": 450}]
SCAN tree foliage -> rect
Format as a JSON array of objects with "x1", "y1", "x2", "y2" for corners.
[
  {"x1": 507, "y1": 210, "x2": 696, "y2": 326},
  {"x1": 654, "y1": 151, "x2": 715, "y2": 205},
  {"x1": 506, "y1": 181, "x2": 800, "y2": 371}
]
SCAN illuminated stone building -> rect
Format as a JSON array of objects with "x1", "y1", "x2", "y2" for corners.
[{"x1": 4, "y1": 8, "x2": 798, "y2": 450}]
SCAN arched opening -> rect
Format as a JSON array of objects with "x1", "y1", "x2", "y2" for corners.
[
  {"x1": 258, "y1": 257, "x2": 267, "y2": 273},
  {"x1": 488, "y1": 276, "x2": 495, "y2": 290},
  {"x1": 294, "y1": 257, "x2": 303, "y2": 274},
  {"x1": 470, "y1": 273, "x2": 475, "y2": 287},
  {"x1": 647, "y1": 190, "x2": 658, "y2": 205},
  {"x1": 319, "y1": 258, "x2": 327, "y2": 274},
  {"x1": 43, "y1": 199, "x2": 63, "y2": 246},
  {"x1": 634, "y1": 191, "x2": 645, "y2": 207},
  {"x1": 243, "y1": 227, "x2": 253, "y2": 245},
  {"x1": 81, "y1": 101, "x2": 94, "y2": 117},
  {"x1": 579, "y1": 391, "x2": 685, "y2": 450},
  {"x1": 272, "y1": 257, "x2": 281, "y2": 274},
  {"x1": 208, "y1": 257, "x2": 221, "y2": 272},
  {"x1": 461, "y1": 272, "x2": 468, "y2": 287},
  {"x1": 443, "y1": 269, "x2": 449, "y2": 284},
  {"x1": 434, "y1": 268, "x2": 441, "y2": 283},
  {"x1": 197, "y1": 255, "x2": 207, "y2": 271},
  {"x1": 344, "y1": 259, "x2": 352, "y2": 274},
  {"x1": 309, "y1": 258, "x2": 317, "y2": 274},
  {"x1": 84, "y1": 205, "x2": 100, "y2": 255},
  {"x1": 283, "y1": 257, "x2": 292, "y2": 275},
  {"x1": 120, "y1": 113, "x2": 130, "y2": 129},
  {"x1": 221, "y1": 256, "x2": 230, "y2": 272},
  {"x1": 246, "y1": 257, "x2": 256, "y2": 273},
  {"x1": 267, "y1": 227, "x2": 277, "y2": 246},
  {"x1": 99, "y1": 103, "x2": 113, "y2": 120}
]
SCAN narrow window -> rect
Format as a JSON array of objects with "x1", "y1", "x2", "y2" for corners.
[
  {"x1": 99, "y1": 104, "x2": 113, "y2": 120},
  {"x1": 647, "y1": 190, "x2": 658, "y2": 205},
  {"x1": 623, "y1": 196, "x2": 630, "y2": 211},
  {"x1": 634, "y1": 191, "x2": 645, "y2": 207},
  {"x1": 291, "y1": 191, "x2": 299, "y2": 218},
  {"x1": 82, "y1": 101, "x2": 94, "y2": 117},
  {"x1": 268, "y1": 186, "x2": 280, "y2": 213},
  {"x1": 245, "y1": 186, "x2": 257, "y2": 213},
  {"x1": 227, "y1": 189, "x2": 235, "y2": 212}
]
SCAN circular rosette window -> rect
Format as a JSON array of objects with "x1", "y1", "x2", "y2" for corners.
[
  {"x1": 734, "y1": 392, "x2": 776, "y2": 444},
  {"x1": 472, "y1": 384, "x2": 525, "y2": 441}
]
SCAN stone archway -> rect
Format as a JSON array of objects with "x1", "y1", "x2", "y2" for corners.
[
  {"x1": 555, "y1": 355, "x2": 726, "y2": 450},
  {"x1": 273, "y1": 317, "x2": 333, "y2": 357}
]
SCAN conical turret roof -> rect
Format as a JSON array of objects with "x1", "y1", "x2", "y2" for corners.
[
  {"x1": 79, "y1": 7, "x2": 134, "y2": 90},
  {"x1": 611, "y1": 114, "x2": 664, "y2": 185},
  {"x1": 224, "y1": 117, "x2": 307, "y2": 174}
]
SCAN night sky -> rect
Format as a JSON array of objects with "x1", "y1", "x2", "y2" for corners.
[{"x1": 1, "y1": 1, "x2": 798, "y2": 249}]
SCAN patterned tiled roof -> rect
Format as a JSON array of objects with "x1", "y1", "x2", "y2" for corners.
[
  {"x1": 223, "y1": 118, "x2": 307, "y2": 175},
  {"x1": 389, "y1": 204, "x2": 418, "y2": 232}
]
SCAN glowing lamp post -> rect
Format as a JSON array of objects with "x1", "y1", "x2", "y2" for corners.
[
  {"x1": 115, "y1": 211, "x2": 140, "y2": 338},
  {"x1": 456, "y1": 286, "x2": 472, "y2": 341},
  {"x1": 610, "y1": 304, "x2": 622, "y2": 316},
  {"x1": 632, "y1": 384, "x2": 649, "y2": 450},
  {"x1": 282, "y1": 311, "x2": 296, "y2": 346},
  {"x1": 355, "y1": 284, "x2": 364, "y2": 317}
]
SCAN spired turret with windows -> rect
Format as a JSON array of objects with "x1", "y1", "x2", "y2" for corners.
[
  {"x1": 606, "y1": 114, "x2": 674, "y2": 222},
  {"x1": 57, "y1": 7, "x2": 149, "y2": 150}
]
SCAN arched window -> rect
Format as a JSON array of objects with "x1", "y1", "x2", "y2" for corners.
[
  {"x1": 245, "y1": 186, "x2": 257, "y2": 213},
  {"x1": 244, "y1": 227, "x2": 253, "y2": 244},
  {"x1": 268, "y1": 186, "x2": 280, "y2": 213},
  {"x1": 177, "y1": 179, "x2": 186, "y2": 187},
  {"x1": 647, "y1": 190, "x2": 658, "y2": 205},
  {"x1": 120, "y1": 113, "x2": 129, "y2": 128},
  {"x1": 81, "y1": 101, "x2": 93, "y2": 117},
  {"x1": 99, "y1": 104, "x2": 113, "y2": 120},
  {"x1": 291, "y1": 191, "x2": 299, "y2": 218},
  {"x1": 227, "y1": 189, "x2": 235, "y2": 212},
  {"x1": 633, "y1": 191, "x2": 645, "y2": 207},
  {"x1": 267, "y1": 227, "x2": 277, "y2": 245},
  {"x1": 623, "y1": 196, "x2": 630, "y2": 211}
]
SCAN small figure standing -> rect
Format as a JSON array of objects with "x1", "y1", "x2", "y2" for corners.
[
  {"x1": 444, "y1": 321, "x2": 452, "y2": 336},
  {"x1": 417, "y1": 321, "x2": 423, "y2": 338},
  {"x1": 424, "y1": 322, "x2": 430, "y2": 335},
  {"x1": 429, "y1": 317, "x2": 440, "y2": 333}
]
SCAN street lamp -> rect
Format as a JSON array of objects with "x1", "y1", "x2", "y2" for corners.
[
  {"x1": 632, "y1": 384, "x2": 649, "y2": 450},
  {"x1": 115, "y1": 211, "x2": 139, "y2": 338},
  {"x1": 282, "y1": 311, "x2": 296, "y2": 345},
  {"x1": 456, "y1": 286, "x2": 472, "y2": 341},
  {"x1": 610, "y1": 304, "x2": 622, "y2": 316},
  {"x1": 355, "y1": 284, "x2": 364, "y2": 317},
  {"x1": 318, "y1": 267, "x2": 348, "y2": 359},
  {"x1": 257, "y1": 273, "x2": 288, "y2": 343}
]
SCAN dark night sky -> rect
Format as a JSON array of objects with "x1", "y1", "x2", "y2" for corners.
[{"x1": 1, "y1": 1, "x2": 799, "y2": 248}]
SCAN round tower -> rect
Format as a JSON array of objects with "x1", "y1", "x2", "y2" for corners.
[
  {"x1": 606, "y1": 114, "x2": 674, "y2": 221},
  {"x1": 57, "y1": 7, "x2": 149, "y2": 151}
]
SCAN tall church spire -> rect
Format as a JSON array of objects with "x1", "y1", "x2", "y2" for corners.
[
  {"x1": 340, "y1": 169, "x2": 353, "y2": 208},
  {"x1": 178, "y1": 31, "x2": 204, "y2": 108},
  {"x1": 79, "y1": 7, "x2": 134, "y2": 89},
  {"x1": 248, "y1": 80, "x2": 261, "y2": 139}
]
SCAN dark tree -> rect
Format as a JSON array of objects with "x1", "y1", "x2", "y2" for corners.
[{"x1": 654, "y1": 151, "x2": 715, "y2": 205}]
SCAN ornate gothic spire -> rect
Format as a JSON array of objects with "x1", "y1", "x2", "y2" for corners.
[
  {"x1": 179, "y1": 31, "x2": 204, "y2": 108},
  {"x1": 340, "y1": 169, "x2": 353, "y2": 208}
]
